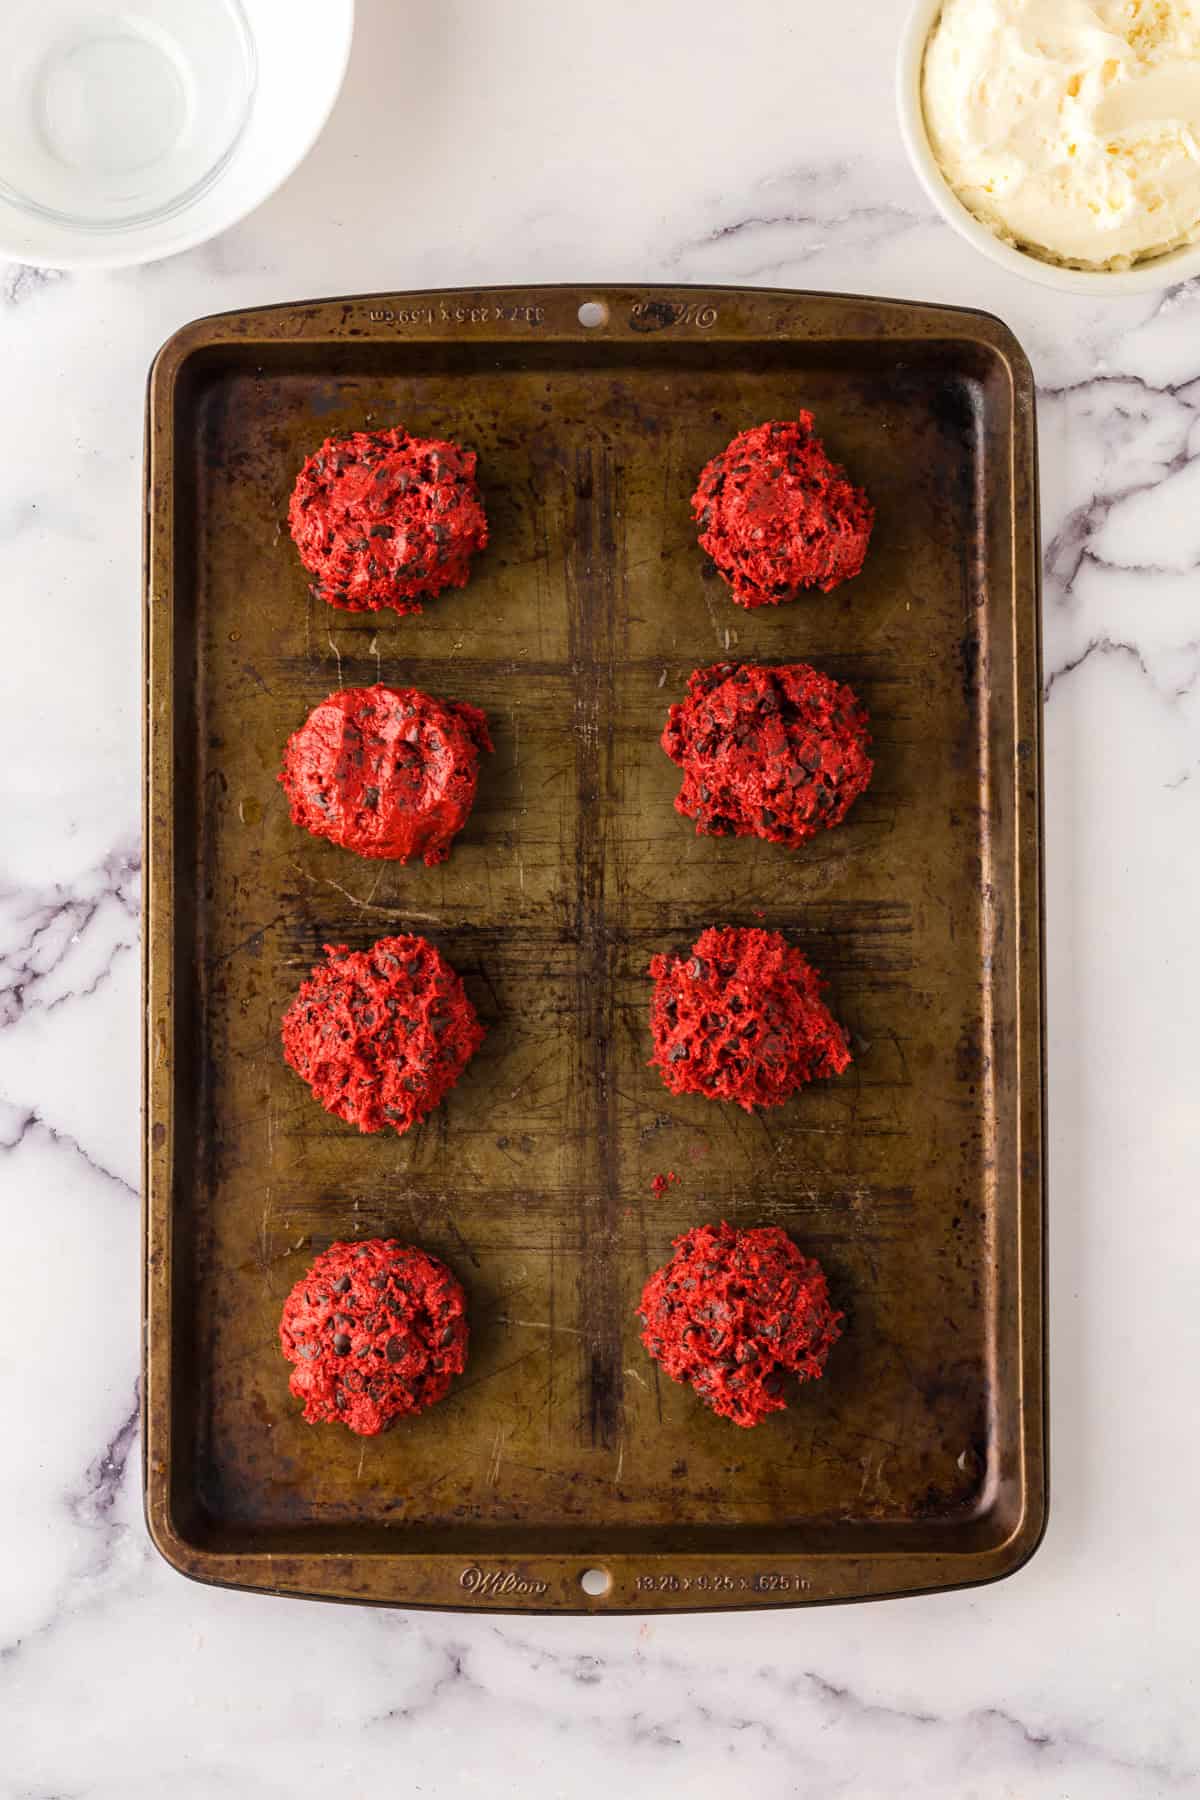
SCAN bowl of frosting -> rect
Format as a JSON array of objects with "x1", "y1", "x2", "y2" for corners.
[{"x1": 897, "y1": 0, "x2": 1200, "y2": 291}]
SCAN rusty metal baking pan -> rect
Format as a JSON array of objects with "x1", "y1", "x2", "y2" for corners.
[{"x1": 143, "y1": 285, "x2": 1046, "y2": 1612}]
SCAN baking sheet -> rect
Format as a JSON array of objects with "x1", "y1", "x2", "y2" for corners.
[{"x1": 143, "y1": 285, "x2": 1045, "y2": 1611}]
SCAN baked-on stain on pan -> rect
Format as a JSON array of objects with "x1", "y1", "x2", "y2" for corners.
[{"x1": 143, "y1": 286, "x2": 1046, "y2": 1612}]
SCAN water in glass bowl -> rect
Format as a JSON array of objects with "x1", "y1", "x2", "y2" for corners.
[{"x1": 0, "y1": 0, "x2": 256, "y2": 231}]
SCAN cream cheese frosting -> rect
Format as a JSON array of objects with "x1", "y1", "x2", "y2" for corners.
[{"x1": 922, "y1": 0, "x2": 1200, "y2": 268}]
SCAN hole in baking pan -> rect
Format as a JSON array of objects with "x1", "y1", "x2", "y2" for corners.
[
  {"x1": 577, "y1": 301, "x2": 608, "y2": 328},
  {"x1": 579, "y1": 1566, "x2": 612, "y2": 1597}
]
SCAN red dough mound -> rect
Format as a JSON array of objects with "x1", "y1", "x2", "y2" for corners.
[
  {"x1": 662, "y1": 661, "x2": 872, "y2": 850},
  {"x1": 638, "y1": 1223, "x2": 842, "y2": 1427},
  {"x1": 280, "y1": 1239, "x2": 469, "y2": 1435},
  {"x1": 288, "y1": 427, "x2": 488, "y2": 616},
  {"x1": 692, "y1": 416, "x2": 874, "y2": 607},
  {"x1": 282, "y1": 936, "x2": 484, "y2": 1136},
  {"x1": 649, "y1": 926, "x2": 850, "y2": 1111},
  {"x1": 279, "y1": 684, "x2": 493, "y2": 865}
]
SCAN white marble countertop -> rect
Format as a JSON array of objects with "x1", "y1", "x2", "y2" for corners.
[{"x1": 1, "y1": 0, "x2": 1198, "y2": 1793}]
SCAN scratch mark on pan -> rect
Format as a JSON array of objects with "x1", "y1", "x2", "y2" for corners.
[
  {"x1": 886, "y1": 1026, "x2": 912, "y2": 1085},
  {"x1": 207, "y1": 913, "x2": 287, "y2": 967},
  {"x1": 474, "y1": 959, "x2": 503, "y2": 1019},
  {"x1": 757, "y1": 1109, "x2": 781, "y2": 1157},
  {"x1": 488, "y1": 1426, "x2": 505, "y2": 1485},
  {"x1": 484, "y1": 1139, "x2": 525, "y2": 1183},
  {"x1": 447, "y1": 1349, "x2": 540, "y2": 1400},
  {"x1": 512, "y1": 710, "x2": 527, "y2": 890},
  {"x1": 290, "y1": 862, "x2": 442, "y2": 921},
  {"x1": 508, "y1": 1045, "x2": 562, "y2": 1102},
  {"x1": 357, "y1": 1440, "x2": 367, "y2": 1480},
  {"x1": 395, "y1": 1466, "x2": 456, "y2": 1505},
  {"x1": 547, "y1": 1227, "x2": 556, "y2": 1429},
  {"x1": 624, "y1": 1365, "x2": 649, "y2": 1392},
  {"x1": 659, "y1": 441, "x2": 674, "y2": 574},
  {"x1": 702, "y1": 585, "x2": 727, "y2": 652},
  {"x1": 496, "y1": 1315, "x2": 583, "y2": 1337},
  {"x1": 444, "y1": 1212, "x2": 481, "y2": 1269}
]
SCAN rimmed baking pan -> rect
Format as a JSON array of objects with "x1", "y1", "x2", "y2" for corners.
[{"x1": 143, "y1": 285, "x2": 1045, "y2": 1611}]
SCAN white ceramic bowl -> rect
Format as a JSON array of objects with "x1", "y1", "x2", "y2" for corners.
[
  {"x1": 0, "y1": 0, "x2": 354, "y2": 270},
  {"x1": 896, "y1": 0, "x2": 1200, "y2": 294}
]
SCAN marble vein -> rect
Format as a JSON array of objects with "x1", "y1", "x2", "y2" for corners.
[
  {"x1": 0, "y1": 1105, "x2": 137, "y2": 1198},
  {"x1": 338, "y1": 1625, "x2": 1198, "y2": 1794},
  {"x1": 368, "y1": 1642, "x2": 480, "y2": 1726},
  {"x1": 71, "y1": 1398, "x2": 140, "y2": 1537},
  {"x1": 668, "y1": 161, "x2": 931, "y2": 278},
  {"x1": 1043, "y1": 635, "x2": 1149, "y2": 701},
  {"x1": 1, "y1": 263, "x2": 67, "y2": 306},
  {"x1": 0, "y1": 844, "x2": 139, "y2": 1029}
]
